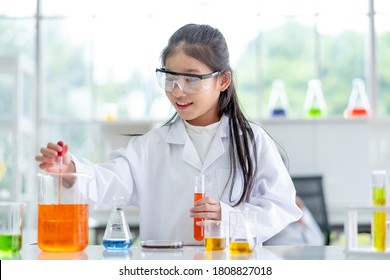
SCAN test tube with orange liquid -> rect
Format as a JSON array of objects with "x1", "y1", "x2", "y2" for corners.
[{"x1": 194, "y1": 175, "x2": 205, "y2": 241}]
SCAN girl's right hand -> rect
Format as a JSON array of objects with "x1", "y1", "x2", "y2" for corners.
[{"x1": 35, "y1": 142, "x2": 76, "y2": 173}]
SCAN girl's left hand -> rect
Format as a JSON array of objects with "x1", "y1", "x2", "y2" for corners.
[{"x1": 190, "y1": 197, "x2": 221, "y2": 220}]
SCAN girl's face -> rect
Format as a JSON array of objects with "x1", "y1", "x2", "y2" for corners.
[{"x1": 164, "y1": 50, "x2": 231, "y2": 126}]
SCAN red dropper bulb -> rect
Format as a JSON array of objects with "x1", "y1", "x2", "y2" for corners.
[{"x1": 57, "y1": 141, "x2": 65, "y2": 157}]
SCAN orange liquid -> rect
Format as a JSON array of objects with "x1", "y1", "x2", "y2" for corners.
[
  {"x1": 350, "y1": 108, "x2": 368, "y2": 117},
  {"x1": 38, "y1": 204, "x2": 89, "y2": 252},
  {"x1": 194, "y1": 192, "x2": 205, "y2": 241}
]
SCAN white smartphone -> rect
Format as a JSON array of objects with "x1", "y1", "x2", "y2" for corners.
[{"x1": 140, "y1": 240, "x2": 183, "y2": 249}]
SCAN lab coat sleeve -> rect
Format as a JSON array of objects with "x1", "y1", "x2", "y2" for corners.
[
  {"x1": 71, "y1": 145, "x2": 139, "y2": 210},
  {"x1": 236, "y1": 126, "x2": 303, "y2": 243},
  {"x1": 300, "y1": 207, "x2": 325, "y2": 245},
  {"x1": 263, "y1": 207, "x2": 325, "y2": 246}
]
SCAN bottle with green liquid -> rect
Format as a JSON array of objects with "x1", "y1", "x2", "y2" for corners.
[
  {"x1": 303, "y1": 79, "x2": 327, "y2": 118},
  {"x1": 371, "y1": 170, "x2": 387, "y2": 252}
]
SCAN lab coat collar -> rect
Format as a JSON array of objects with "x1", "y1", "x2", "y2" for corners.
[
  {"x1": 166, "y1": 115, "x2": 230, "y2": 171},
  {"x1": 166, "y1": 115, "x2": 229, "y2": 144}
]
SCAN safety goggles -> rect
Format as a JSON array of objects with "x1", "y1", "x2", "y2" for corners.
[{"x1": 155, "y1": 68, "x2": 223, "y2": 95}]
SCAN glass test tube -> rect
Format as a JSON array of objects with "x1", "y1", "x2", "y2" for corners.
[
  {"x1": 371, "y1": 170, "x2": 386, "y2": 251},
  {"x1": 194, "y1": 175, "x2": 205, "y2": 241}
]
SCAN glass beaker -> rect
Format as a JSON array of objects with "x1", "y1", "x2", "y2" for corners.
[
  {"x1": 229, "y1": 210, "x2": 257, "y2": 254},
  {"x1": 204, "y1": 220, "x2": 226, "y2": 251},
  {"x1": 344, "y1": 78, "x2": 371, "y2": 118},
  {"x1": 0, "y1": 202, "x2": 26, "y2": 256},
  {"x1": 37, "y1": 173, "x2": 93, "y2": 252},
  {"x1": 102, "y1": 196, "x2": 133, "y2": 250},
  {"x1": 303, "y1": 79, "x2": 327, "y2": 118},
  {"x1": 267, "y1": 79, "x2": 289, "y2": 118}
]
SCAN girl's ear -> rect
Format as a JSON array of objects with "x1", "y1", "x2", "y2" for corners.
[{"x1": 219, "y1": 71, "x2": 231, "y2": 92}]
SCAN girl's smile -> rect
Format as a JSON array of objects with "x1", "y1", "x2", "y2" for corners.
[{"x1": 175, "y1": 101, "x2": 194, "y2": 111}]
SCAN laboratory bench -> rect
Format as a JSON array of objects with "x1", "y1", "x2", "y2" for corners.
[{"x1": 4, "y1": 244, "x2": 390, "y2": 260}]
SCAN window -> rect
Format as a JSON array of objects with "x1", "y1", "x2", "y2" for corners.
[
  {"x1": 0, "y1": 0, "x2": 388, "y2": 202},
  {"x1": 376, "y1": 0, "x2": 390, "y2": 116},
  {"x1": 0, "y1": 2, "x2": 36, "y2": 203}
]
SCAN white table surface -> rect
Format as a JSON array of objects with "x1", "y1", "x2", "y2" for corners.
[{"x1": 3, "y1": 244, "x2": 388, "y2": 260}]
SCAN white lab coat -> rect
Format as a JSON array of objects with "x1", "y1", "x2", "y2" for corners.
[
  {"x1": 263, "y1": 207, "x2": 325, "y2": 246},
  {"x1": 73, "y1": 115, "x2": 302, "y2": 245}
]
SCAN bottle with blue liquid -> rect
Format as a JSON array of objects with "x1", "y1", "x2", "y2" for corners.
[
  {"x1": 267, "y1": 80, "x2": 289, "y2": 118},
  {"x1": 102, "y1": 197, "x2": 133, "y2": 250}
]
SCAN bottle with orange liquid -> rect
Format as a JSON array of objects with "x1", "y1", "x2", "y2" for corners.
[
  {"x1": 37, "y1": 172, "x2": 93, "y2": 252},
  {"x1": 194, "y1": 175, "x2": 205, "y2": 241},
  {"x1": 344, "y1": 78, "x2": 371, "y2": 118}
]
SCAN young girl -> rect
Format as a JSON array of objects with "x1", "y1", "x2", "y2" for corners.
[{"x1": 36, "y1": 23, "x2": 302, "y2": 245}]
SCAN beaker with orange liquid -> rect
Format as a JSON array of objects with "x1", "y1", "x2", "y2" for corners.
[{"x1": 37, "y1": 173, "x2": 93, "y2": 252}]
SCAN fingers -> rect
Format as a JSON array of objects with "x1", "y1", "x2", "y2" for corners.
[
  {"x1": 49, "y1": 142, "x2": 65, "y2": 155},
  {"x1": 38, "y1": 162, "x2": 59, "y2": 173},
  {"x1": 194, "y1": 196, "x2": 219, "y2": 207},
  {"x1": 64, "y1": 144, "x2": 69, "y2": 155},
  {"x1": 190, "y1": 197, "x2": 221, "y2": 220},
  {"x1": 37, "y1": 142, "x2": 68, "y2": 159},
  {"x1": 37, "y1": 142, "x2": 62, "y2": 159},
  {"x1": 35, "y1": 142, "x2": 72, "y2": 172},
  {"x1": 193, "y1": 212, "x2": 220, "y2": 220}
]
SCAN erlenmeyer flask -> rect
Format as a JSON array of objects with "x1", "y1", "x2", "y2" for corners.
[
  {"x1": 344, "y1": 78, "x2": 370, "y2": 118},
  {"x1": 102, "y1": 197, "x2": 133, "y2": 250},
  {"x1": 303, "y1": 79, "x2": 327, "y2": 118},
  {"x1": 267, "y1": 80, "x2": 289, "y2": 118}
]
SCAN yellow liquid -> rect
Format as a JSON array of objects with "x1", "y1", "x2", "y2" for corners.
[
  {"x1": 205, "y1": 237, "x2": 226, "y2": 251},
  {"x1": 372, "y1": 186, "x2": 386, "y2": 251},
  {"x1": 229, "y1": 241, "x2": 253, "y2": 254}
]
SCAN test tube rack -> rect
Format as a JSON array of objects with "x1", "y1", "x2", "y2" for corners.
[{"x1": 344, "y1": 205, "x2": 390, "y2": 256}]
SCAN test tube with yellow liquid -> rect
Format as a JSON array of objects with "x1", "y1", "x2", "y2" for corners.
[{"x1": 371, "y1": 170, "x2": 387, "y2": 252}]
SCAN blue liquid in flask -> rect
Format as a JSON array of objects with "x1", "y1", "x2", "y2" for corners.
[
  {"x1": 102, "y1": 206, "x2": 133, "y2": 250},
  {"x1": 102, "y1": 239, "x2": 133, "y2": 250}
]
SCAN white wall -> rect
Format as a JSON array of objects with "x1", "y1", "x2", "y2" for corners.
[
  {"x1": 100, "y1": 118, "x2": 390, "y2": 227},
  {"x1": 261, "y1": 118, "x2": 382, "y2": 226}
]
